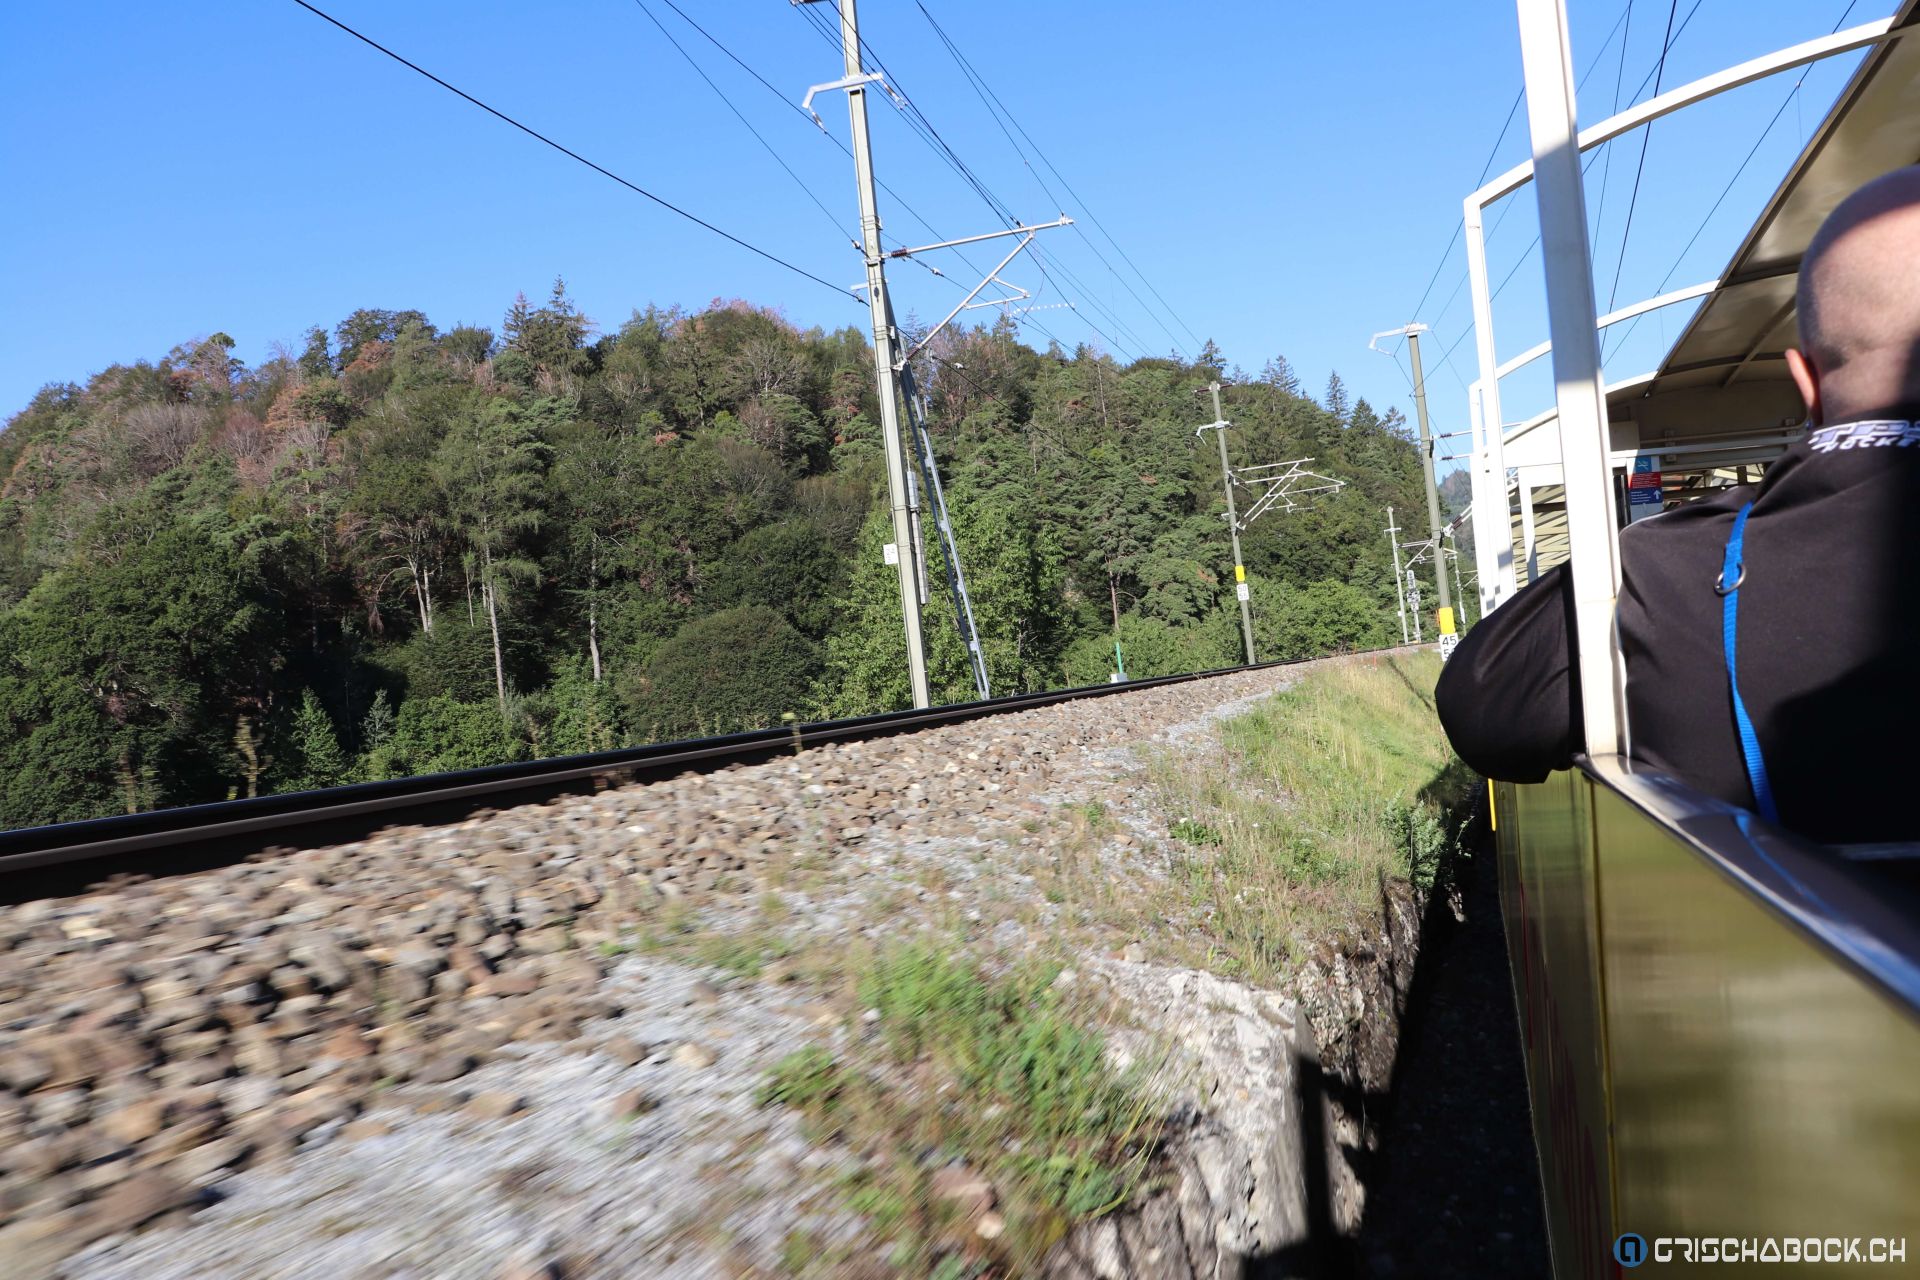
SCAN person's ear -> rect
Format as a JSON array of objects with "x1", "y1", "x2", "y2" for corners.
[{"x1": 1785, "y1": 347, "x2": 1823, "y2": 426}]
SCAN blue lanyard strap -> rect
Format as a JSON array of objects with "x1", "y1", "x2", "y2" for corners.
[{"x1": 1719, "y1": 501, "x2": 1780, "y2": 822}]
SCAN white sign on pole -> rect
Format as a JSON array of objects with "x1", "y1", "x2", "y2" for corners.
[
  {"x1": 882, "y1": 542, "x2": 900, "y2": 565},
  {"x1": 1235, "y1": 582, "x2": 1250, "y2": 602}
]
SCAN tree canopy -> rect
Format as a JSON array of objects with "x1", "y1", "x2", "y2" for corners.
[{"x1": 0, "y1": 283, "x2": 1442, "y2": 827}]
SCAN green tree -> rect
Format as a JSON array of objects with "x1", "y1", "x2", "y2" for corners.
[
  {"x1": 525, "y1": 657, "x2": 625, "y2": 756},
  {"x1": 819, "y1": 506, "x2": 958, "y2": 715},
  {"x1": 504, "y1": 279, "x2": 592, "y2": 378},
  {"x1": 626, "y1": 605, "x2": 817, "y2": 740},
  {"x1": 298, "y1": 326, "x2": 334, "y2": 379},
  {"x1": 435, "y1": 398, "x2": 554, "y2": 714},
  {"x1": 280, "y1": 690, "x2": 349, "y2": 791},
  {"x1": 385, "y1": 695, "x2": 525, "y2": 775},
  {"x1": 1217, "y1": 577, "x2": 1393, "y2": 662},
  {"x1": 1323, "y1": 370, "x2": 1351, "y2": 424},
  {"x1": 701, "y1": 518, "x2": 848, "y2": 640},
  {"x1": 0, "y1": 485, "x2": 292, "y2": 825},
  {"x1": 548, "y1": 420, "x2": 644, "y2": 679}
]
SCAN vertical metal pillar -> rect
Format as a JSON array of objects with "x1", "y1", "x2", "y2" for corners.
[
  {"x1": 1210, "y1": 381, "x2": 1258, "y2": 665},
  {"x1": 1518, "y1": 479, "x2": 1540, "y2": 585},
  {"x1": 1387, "y1": 507, "x2": 1409, "y2": 644},
  {"x1": 1449, "y1": 531, "x2": 1470, "y2": 626},
  {"x1": 1465, "y1": 207, "x2": 1518, "y2": 613},
  {"x1": 1466, "y1": 383, "x2": 1501, "y2": 618},
  {"x1": 1516, "y1": 0, "x2": 1625, "y2": 756},
  {"x1": 1405, "y1": 330, "x2": 1451, "y2": 614},
  {"x1": 836, "y1": 0, "x2": 930, "y2": 708}
]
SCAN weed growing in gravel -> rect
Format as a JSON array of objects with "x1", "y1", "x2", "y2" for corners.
[
  {"x1": 1168, "y1": 817, "x2": 1223, "y2": 846},
  {"x1": 756, "y1": 943, "x2": 1160, "y2": 1274},
  {"x1": 1073, "y1": 799, "x2": 1112, "y2": 834},
  {"x1": 693, "y1": 932, "x2": 797, "y2": 978}
]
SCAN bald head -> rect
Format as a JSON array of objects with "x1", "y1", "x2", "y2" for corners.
[{"x1": 1793, "y1": 165, "x2": 1920, "y2": 421}]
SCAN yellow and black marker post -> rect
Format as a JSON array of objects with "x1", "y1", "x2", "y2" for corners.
[{"x1": 1436, "y1": 605, "x2": 1459, "y2": 662}]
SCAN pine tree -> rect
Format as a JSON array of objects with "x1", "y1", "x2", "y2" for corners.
[
  {"x1": 286, "y1": 690, "x2": 348, "y2": 791},
  {"x1": 1324, "y1": 370, "x2": 1351, "y2": 424},
  {"x1": 1260, "y1": 355, "x2": 1302, "y2": 397},
  {"x1": 502, "y1": 292, "x2": 532, "y2": 353},
  {"x1": 1196, "y1": 339, "x2": 1227, "y2": 380},
  {"x1": 362, "y1": 690, "x2": 396, "y2": 752},
  {"x1": 297, "y1": 326, "x2": 334, "y2": 380}
]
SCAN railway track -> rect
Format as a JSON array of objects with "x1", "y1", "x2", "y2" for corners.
[
  {"x1": 0, "y1": 652, "x2": 1427, "y2": 1279},
  {"x1": 0, "y1": 652, "x2": 1393, "y2": 894}
]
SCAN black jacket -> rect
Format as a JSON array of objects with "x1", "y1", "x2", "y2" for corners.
[{"x1": 1435, "y1": 413, "x2": 1920, "y2": 844}]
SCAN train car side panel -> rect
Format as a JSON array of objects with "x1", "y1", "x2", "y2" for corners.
[
  {"x1": 1591, "y1": 784, "x2": 1920, "y2": 1266},
  {"x1": 1499, "y1": 773, "x2": 1618, "y2": 1280}
]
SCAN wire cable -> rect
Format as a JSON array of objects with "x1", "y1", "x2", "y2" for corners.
[
  {"x1": 1588, "y1": 0, "x2": 1637, "y2": 265},
  {"x1": 1401, "y1": 1, "x2": 1633, "y2": 330},
  {"x1": 790, "y1": 1, "x2": 1149, "y2": 362},
  {"x1": 627, "y1": 0, "x2": 851, "y2": 248},
  {"x1": 1422, "y1": 0, "x2": 1705, "y2": 385},
  {"x1": 913, "y1": 0, "x2": 1198, "y2": 356},
  {"x1": 1603, "y1": 0, "x2": 1862, "y2": 362},
  {"x1": 648, "y1": 0, "x2": 975, "y2": 269},
  {"x1": 287, "y1": 0, "x2": 855, "y2": 301},
  {"x1": 1604, "y1": 0, "x2": 1681, "y2": 313}
]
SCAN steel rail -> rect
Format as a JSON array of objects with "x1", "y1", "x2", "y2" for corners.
[{"x1": 0, "y1": 648, "x2": 1413, "y2": 878}]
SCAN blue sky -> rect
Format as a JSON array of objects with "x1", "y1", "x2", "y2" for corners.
[{"x1": 0, "y1": 1, "x2": 1887, "y2": 479}]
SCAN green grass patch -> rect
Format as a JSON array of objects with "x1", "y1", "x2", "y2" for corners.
[
  {"x1": 1168, "y1": 817, "x2": 1223, "y2": 846},
  {"x1": 1072, "y1": 799, "x2": 1112, "y2": 834},
  {"x1": 692, "y1": 932, "x2": 796, "y2": 978},
  {"x1": 1149, "y1": 652, "x2": 1473, "y2": 985},
  {"x1": 757, "y1": 943, "x2": 1159, "y2": 1274},
  {"x1": 759, "y1": 1046, "x2": 847, "y2": 1109}
]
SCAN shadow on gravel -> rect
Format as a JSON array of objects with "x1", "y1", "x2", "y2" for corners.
[
  {"x1": 1351, "y1": 786, "x2": 1549, "y2": 1278},
  {"x1": 1251, "y1": 784, "x2": 1550, "y2": 1279}
]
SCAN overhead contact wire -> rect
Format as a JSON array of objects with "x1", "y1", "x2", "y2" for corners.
[
  {"x1": 628, "y1": 0, "x2": 852, "y2": 247},
  {"x1": 287, "y1": 0, "x2": 855, "y2": 300},
  {"x1": 914, "y1": 0, "x2": 1194, "y2": 358}
]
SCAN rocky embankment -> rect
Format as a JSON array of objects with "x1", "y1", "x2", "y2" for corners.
[{"x1": 0, "y1": 656, "x2": 1434, "y2": 1278}]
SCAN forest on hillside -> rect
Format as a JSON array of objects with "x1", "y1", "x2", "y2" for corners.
[{"x1": 0, "y1": 282, "x2": 1449, "y2": 828}]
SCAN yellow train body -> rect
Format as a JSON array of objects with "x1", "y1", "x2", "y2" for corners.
[{"x1": 1496, "y1": 760, "x2": 1920, "y2": 1275}]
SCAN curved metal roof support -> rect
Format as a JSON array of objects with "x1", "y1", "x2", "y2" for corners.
[
  {"x1": 1495, "y1": 279, "x2": 1720, "y2": 381},
  {"x1": 1474, "y1": 17, "x2": 1904, "y2": 209},
  {"x1": 1516, "y1": 0, "x2": 1626, "y2": 758},
  {"x1": 1462, "y1": 13, "x2": 1911, "y2": 625}
]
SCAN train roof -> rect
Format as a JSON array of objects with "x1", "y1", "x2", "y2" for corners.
[
  {"x1": 1491, "y1": 4, "x2": 1920, "y2": 585},
  {"x1": 1617, "y1": 0, "x2": 1920, "y2": 449}
]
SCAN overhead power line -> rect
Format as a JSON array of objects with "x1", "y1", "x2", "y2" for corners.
[
  {"x1": 1418, "y1": 0, "x2": 1706, "y2": 388},
  {"x1": 1588, "y1": 0, "x2": 1637, "y2": 262},
  {"x1": 1401, "y1": 0, "x2": 1634, "y2": 332},
  {"x1": 286, "y1": 0, "x2": 855, "y2": 301},
  {"x1": 1605, "y1": 0, "x2": 1682, "y2": 313},
  {"x1": 1603, "y1": 0, "x2": 1864, "y2": 362},
  {"x1": 640, "y1": 0, "x2": 996, "y2": 292},
  {"x1": 790, "y1": 1, "x2": 1150, "y2": 363},
  {"x1": 913, "y1": 0, "x2": 1201, "y2": 357},
  {"x1": 627, "y1": 0, "x2": 851, "y2": 246}
]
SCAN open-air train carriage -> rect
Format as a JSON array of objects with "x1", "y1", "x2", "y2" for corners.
[{"x1": 1463, "y1": 3, "x2": 1920, "y2": 1274}]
